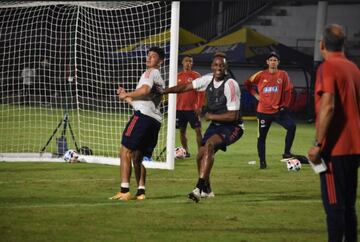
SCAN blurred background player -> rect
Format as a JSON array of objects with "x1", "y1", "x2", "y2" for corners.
[
  {"x1": 110, "y1": 46, "x2": 165, "y2": 201},
  {"x1": 176, "y1": 55, "x2": 205, "y2": 157},
  {"x1": 244, "y1": 52, "x2": 296, "y2": 169},
  {"x1": 163, "y1": 52, "x2": 244, "y2": 202},
  {"x1": 308, "y1": 24, "x2": 360, "y2": 242}
]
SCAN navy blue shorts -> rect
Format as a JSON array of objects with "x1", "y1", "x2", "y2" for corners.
[
  {"x1": 202, "y1": 122, "x2": 244, "y2": 152},
  {"x1": 176, "y1": 110, "x2": 201, "y2": 129},
  {"x1": 256, "y1": 111, "x2": 296, "y2": 130},
  {"x1": 121, "y1": 111, "x2": 161, "y2": 158}
]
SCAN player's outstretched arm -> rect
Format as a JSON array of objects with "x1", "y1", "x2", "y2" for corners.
[{"x1": 163, "y1": 82, "x2": 194, "y2": 94}]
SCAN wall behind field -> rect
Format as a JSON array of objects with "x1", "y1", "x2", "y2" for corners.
[{"x1": 244, "y1": 3, "x2": 360, "y2": 63}]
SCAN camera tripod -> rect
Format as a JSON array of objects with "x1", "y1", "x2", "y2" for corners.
[
  {"x1": 40, "y1": 112, "x2": 79, "y2": 155},
  {"x1": 40, "y1": 67, "x2": 80, "y2": 156}
]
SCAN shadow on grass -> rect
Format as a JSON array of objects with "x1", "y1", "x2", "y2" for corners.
[
  {"x1": 211, "y1": 190, "x2": 319, "y2": 203},
  {"x1": 160, "y1": 226, "x2": 323, "y2": 234}
]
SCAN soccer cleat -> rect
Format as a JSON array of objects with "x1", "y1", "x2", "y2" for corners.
[
  {"x1": 260, "y1": 161, "x2": 267, "y2": 169},
  {"x1": 282, "y1": 153, "x2": 295, "y2": 159},
  {"x1": 188, "y1": 187, "x2": 201, "y2": 203},
  {"x1": 132, "y1": 194, "x2": 146, "y2": 200},
  {"x1": 109, "y1": 192, "x2": 131, "y2": 201},
  {"x1": 185, "y1": 152, "x2": 190, "y2": 158},
  {"x1": 201, "y1": 191, "x2": 215, "y2": 198}
]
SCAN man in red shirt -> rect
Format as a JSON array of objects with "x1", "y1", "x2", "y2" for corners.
[
  {"x1": 176, "y1": 55, "x2": 205, "y2": 157},
  {"x1": 308, "y1": 24, "x2": 360, "y2": 242},
  {"x1": 244, "y1": 52, "x2": 296, "y2": 169}
]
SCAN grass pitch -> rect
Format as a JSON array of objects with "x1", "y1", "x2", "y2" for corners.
[{"x1": 0, "y1": 121, "x2": 359, "y2": 242}]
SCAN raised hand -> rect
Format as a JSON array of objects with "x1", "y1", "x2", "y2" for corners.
[{"x1": 117, "y1": 86, "x2": 127, "y2": 100}]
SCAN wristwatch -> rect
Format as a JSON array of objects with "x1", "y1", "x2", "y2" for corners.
[{"x1": 314, "y1": 140, "x2": 322, "y2": 147}]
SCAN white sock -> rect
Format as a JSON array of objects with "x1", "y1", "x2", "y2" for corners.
[{"x1": 121, "y1": 182, "x2": 129, "y2": 188}]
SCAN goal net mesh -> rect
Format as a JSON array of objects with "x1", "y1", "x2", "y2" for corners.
[{"x1": 0, "y1": 1, "x2": 175, "y2": 167}]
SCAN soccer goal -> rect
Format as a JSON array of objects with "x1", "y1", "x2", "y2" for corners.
[{"x1": 0, "y1": 1, "x2": 179, "y2": 169}]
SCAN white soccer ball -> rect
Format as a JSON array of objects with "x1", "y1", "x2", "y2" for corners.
[
  {"x1": 286, "y1": 158, "x2": 302, "y2": 172},
  {"x1": 63, "y1": 149, "x2": 79, "y2": 163},
  {"x1": 174, "y1": 146, "x2": 187, "y2": 159}
]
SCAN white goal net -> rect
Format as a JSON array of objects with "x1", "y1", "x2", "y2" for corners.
[{"x1": 0, "y1": 1, "x2": 179, "y2": 169}]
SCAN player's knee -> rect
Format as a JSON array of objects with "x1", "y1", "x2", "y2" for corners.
[
  {"x1": 257, "y1": 136, "x2": 266, "y2": 143},
  {"x1": 131, "y1": 150, "x2": 142, "y2": 161},
  {"x1": 288, "y1": 123, "x2": 296, "y2": 132},
  {"x1": 204, "y1": 141, "x2": 215, "y2": 153},
  {"x1": 197, "y1": 147, "x2": 204, "y2": 160},
  {"x1": 132, "y1": 156, "x2": 141, "y2": 166},
  {"x1": 120, "y1": 146, "x2": 132, "y2": 160}
]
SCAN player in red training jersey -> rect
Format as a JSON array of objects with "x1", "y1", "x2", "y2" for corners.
[
  {"x1": 244, "y1": 52, "x2": 296, "y2": 169},
  {"x1": 176, "y1": 55, "x2": 205, "y2": 157},
  {"x1": 308, "y1": 24, "x2": 360, "y2": 242}
]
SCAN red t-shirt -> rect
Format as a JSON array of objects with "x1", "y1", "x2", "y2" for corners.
[
  {"x1": 176, "y1": 70, "x2": 205, "y2": 110},
  {"x1": 315, "y1": 52, "x2": 360, "y2": 156},
  {"x1": 244, "y1": 70, "x2": 293, "y2": 114}
]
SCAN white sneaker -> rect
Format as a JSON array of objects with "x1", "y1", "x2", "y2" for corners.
[
  {"x1": 188, "y1": 188, "x2": 201, "y2": 203},
  {"x1": 201, "y1": 191, "x2": 215, "y2": 198}
]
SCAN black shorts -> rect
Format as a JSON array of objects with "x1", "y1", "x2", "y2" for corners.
[
  {"x1": 320, "y1": 155, "x2": 359, "y2": 211},
  {"x1": 176, "y1": 110, "x2": 201, "y2": 129},
  {"x1": 121, "y1": 111, "x2": 161, "y2": 157},
  {"x1": 256, "y1": 111, "x2": 296, "y2": 134},
  {"x1": 202, "y1": 122, "x2": 244, "y2": 152}
]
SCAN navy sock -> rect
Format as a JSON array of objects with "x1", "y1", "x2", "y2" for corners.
[
  {"x1": 120, "y1": 187, "x2": 129, "y2": 193},
  {"x1": 204, "y1": 180, "x2": 212, "y2": 193},
  {"x1": 136, "y1": 188, "x2": 145, "y2": 196},
  {"x1": 196, "y1": 178, "x2": 206, "y2": 191}
]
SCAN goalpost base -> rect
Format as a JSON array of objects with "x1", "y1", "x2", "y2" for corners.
[{"x1": 0, "y1": 153, "x2": 173, "y2": 169}]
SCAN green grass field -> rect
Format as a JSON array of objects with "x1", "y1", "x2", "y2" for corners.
[{"x1": 0, "y1": 120, "x2": 359, "y2": 242}]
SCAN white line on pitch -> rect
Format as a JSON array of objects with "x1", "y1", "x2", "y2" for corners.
[
  {"x1": 0, "y1": 199, "x2": 323, "y2": 209},
  {"x1": 0, "y1": 178, "x2": 116, "y2": 184}
]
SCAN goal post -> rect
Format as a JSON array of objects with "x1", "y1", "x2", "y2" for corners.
[
  {"x1": 0, "y1": 1, "x2": 179, "y2": 169},
  {"x1": 165, "y1": 2, "x2": 180, "y2": 170}
]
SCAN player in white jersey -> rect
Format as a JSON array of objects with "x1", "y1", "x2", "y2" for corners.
[
  {"x1": 162, "y1": 52, "x2": 244, "y2": 203},
  {"x1": 109, "y1": 46, "x2": 165, "y2": 201}
]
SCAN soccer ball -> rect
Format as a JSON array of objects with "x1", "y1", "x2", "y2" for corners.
[
  {"x1": 63, "y1": 149, "x2": 79, "y2": 163},
  {"x1": 174, "y1": 146, "x2": 187, "y2": 159},
  {"x1": 286, "y1": 158, "x2": 302, "y2": 172}
]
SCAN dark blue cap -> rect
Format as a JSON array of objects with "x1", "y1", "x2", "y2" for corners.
[{"x1": 267, "y1": 51, "x2": 280, "y2": 60}]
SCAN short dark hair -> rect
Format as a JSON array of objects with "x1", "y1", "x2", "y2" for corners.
[
  {"x1": 212, "y1": 52, "x2": 227, "y2": 63},
  {"x1": 181, "y1": 54, "x2": 193, "y2": 60},
  {"x1": 267, "y1": 51, "x2": 280, "y2": 60},
  {"x1": 213, "y1": 51, "x2": 227, "y2": 59},
  {"x1": 148, "y1": 46, "x2": 165, "y2": 60},
  {"x1": 322, "y1": 24, "x2": 345, "y2": 52},
  {"x1": 212, "y1": 51, "x2": 228, "y2": 70}
]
